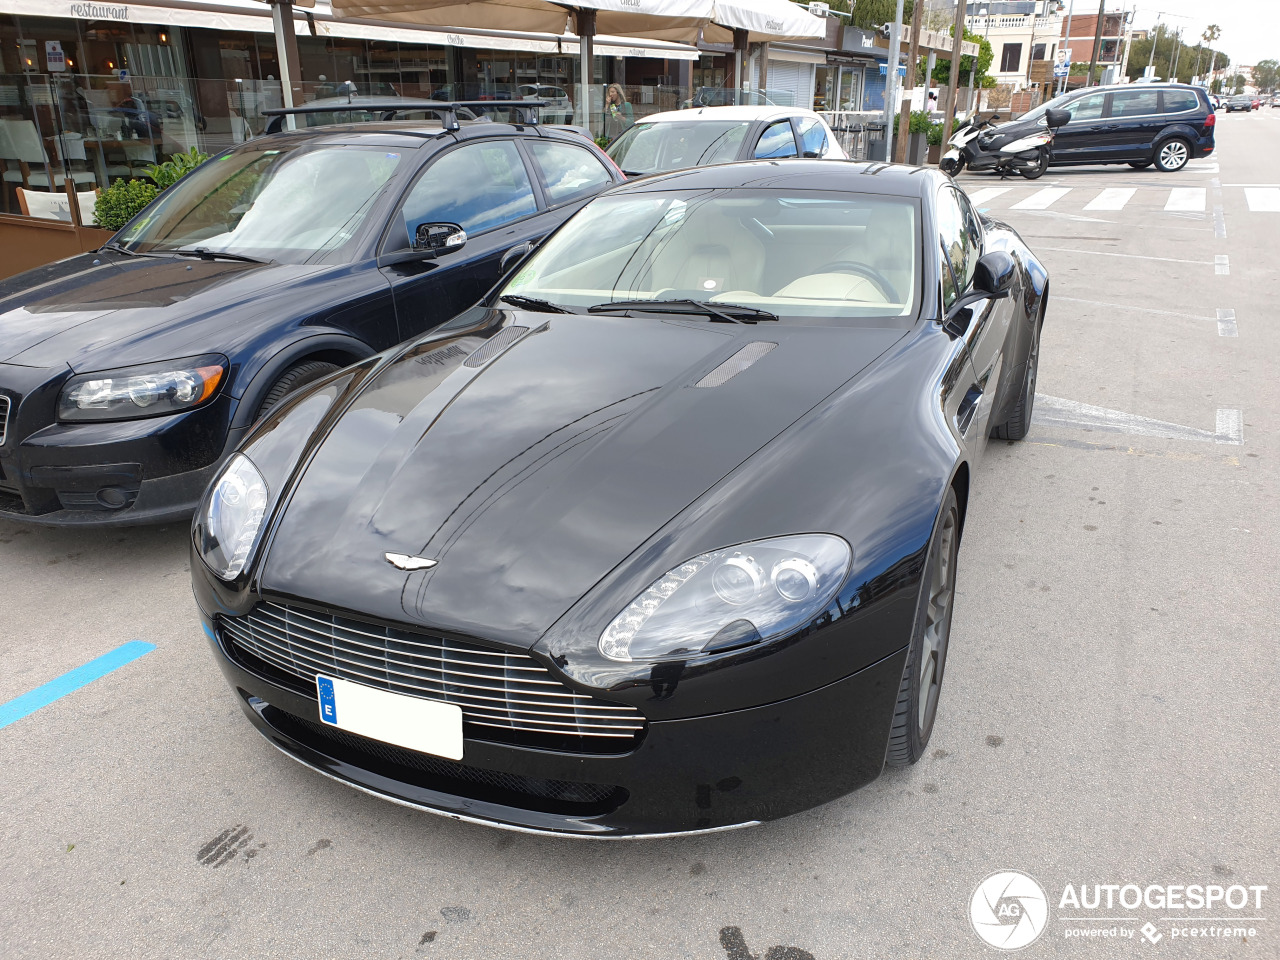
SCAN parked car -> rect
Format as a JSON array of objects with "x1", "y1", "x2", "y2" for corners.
[
  {"x1": 1009, "y1": 83, "x2": 1214, "y2": 171},
  {"x1": 1272, "y1": 95, "x2": 1280, "y2": 108},
  {"x1": 0, "y1": 107, "x2": 621, "y2": 525},
  {"x1": 193, "y1": 159, "x2": 1050, "y2": 836},
  {"x1": 518, "y1": 84, "x2": 572, "y2": 122},
  {"x1": 606, "y1": 105, "x2": 845, "y2": 177},
  {"x1": 1208, "y1": 94, "x2": 1221, "y2": 110}
]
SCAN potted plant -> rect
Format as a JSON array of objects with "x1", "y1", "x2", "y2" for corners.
[
  {"x1": 907, "y1": 110, "x2": 932, "y2": 165},
  {"x1": 927, "y1": 121, "x2": 945, "y2": 164}
]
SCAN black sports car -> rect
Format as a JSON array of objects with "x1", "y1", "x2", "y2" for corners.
[
  {"x1": 0, "y1": 106, "x2": 621, "y2": 525},
  {"x1": 192, "y1": 160, "x2": 1049, "y2": 837}
]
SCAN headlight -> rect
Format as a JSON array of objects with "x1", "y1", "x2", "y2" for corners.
[
  {"x1": 59, "y1": 356, "x2": 226, "y2": 421},
  {"x1": 598, "y1": 534, "x2": 852, "y2": 663},
  {"x1": 194, "y1": 454, "x2": 269, "y2": 581}
]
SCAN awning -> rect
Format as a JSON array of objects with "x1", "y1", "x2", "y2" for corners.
[
  {"x1": 0, "y1": 0, "x2": 275, "y2": 32},
  {"x1": 702, "y1": 0, "x2": 826, "y2": 44}
]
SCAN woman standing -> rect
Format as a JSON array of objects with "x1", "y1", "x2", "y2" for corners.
[{"x1": 604, "y1": 84, "x2": 634, "y2": 141}]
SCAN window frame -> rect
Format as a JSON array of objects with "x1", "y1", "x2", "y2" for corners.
[
  {"x1": 1000, "y1": 42, "x2": 1022, "y2": 74},
  {"x1": 379, "y1": 136, "x2": 546, "y2": 255},
  {"x1": 1103, "y1": 88, "x2": 1161, "y2": 120}
]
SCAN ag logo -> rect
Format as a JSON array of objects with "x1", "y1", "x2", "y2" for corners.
[{"x1": 970, "y1": 870, "x2": 1049, "y2": 950}]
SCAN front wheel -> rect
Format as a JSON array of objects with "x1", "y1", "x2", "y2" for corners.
[
  {"x1": 1154, "y1": 138, "x2": 1191, "y2": 172},
  {"x1": 991, "y1": 304, "x2": 1043, "y2": 441},
  {"x1": 1019, "y1": 147, "x2": 1049, "y2": 180},
  {"x1": 254, "y1": 359, "x2": 341, "y2": 421},
  {"x1": 886, "y1": 486, "x2": 961, "y2": 767},
  {"x1": 939, "y1": 155, "x2": 964, "y2": 176}
]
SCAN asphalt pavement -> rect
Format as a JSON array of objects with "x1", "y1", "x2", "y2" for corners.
[{"x1": 1, "y1": 109, "x2": 1276, "y2": 960}]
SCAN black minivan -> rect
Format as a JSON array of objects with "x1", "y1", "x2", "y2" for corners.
[{"x1": 1014, "y1": 83, "x2": 1215, "y2": 172}]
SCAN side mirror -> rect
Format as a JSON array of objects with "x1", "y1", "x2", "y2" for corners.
[
  {"x1": 413, "y1": 222, "x2": 467, "y2": 257},
  {"x1": 1045, "y1": 108, "x2": 1071, "y2": 129},
  {"x1": 946, "y1": 251, "x2": 1016, "y2": 319},
  {"x1": 990, "y1": 113, "x2": 1001, "y2": 122},
  {"x1": 500, "y1": 240, "x2": 536, "y2": 276}
]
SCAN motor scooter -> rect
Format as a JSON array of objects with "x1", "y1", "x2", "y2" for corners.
[{"x1": 940, "y1": 108, "x2": 1070, "y2": 179}]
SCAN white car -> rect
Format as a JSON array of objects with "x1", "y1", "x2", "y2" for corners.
[{"x1": 605, "y1": 105, "x2": 845, "y2": 177}]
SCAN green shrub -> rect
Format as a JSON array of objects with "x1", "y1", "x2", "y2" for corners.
[
  {"x1": 927, "y1": 120, "x2": 944, "y2": 146},
  {"x1": 909, "y1": 109, "x2": 933, "y2": 134},
  {"x1": 145, "y1": 146, "x2": 209, "y2": 190},
  {"x1": 595, "y1": 135, "x2": 611, "y2": 149},
  {"x1": 93, "y1": 178, "x2": 158, "y2": 231}
]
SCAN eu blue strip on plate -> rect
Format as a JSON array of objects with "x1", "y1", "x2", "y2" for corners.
[{"x1": 0, "y1": 640, "x2": 156, "y2": 730}]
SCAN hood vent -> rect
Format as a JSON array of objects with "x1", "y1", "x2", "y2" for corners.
[
  {"x1": 464, "y1": 326, "x2": 530, "y2": 368},
  {"x1": 694, "y1": 341, "x2": 777, "y2": 388}
]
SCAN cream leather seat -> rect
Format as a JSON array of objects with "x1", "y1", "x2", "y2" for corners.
[{"x1": 632, "y1": 207, "x2": 766, "y2": 299}]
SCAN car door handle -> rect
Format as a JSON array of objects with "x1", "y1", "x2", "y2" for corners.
[{"x1": 1101, "y1": 124, "x2": 1121, "y2": 131}]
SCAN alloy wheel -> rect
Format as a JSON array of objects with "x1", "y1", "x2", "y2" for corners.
[
  {"x1": 917, "y1": 507, "x2": 957, "y2": 733},
  {"x1": 1159, "y1": 140, "x2": 1189, "y2": 171}
]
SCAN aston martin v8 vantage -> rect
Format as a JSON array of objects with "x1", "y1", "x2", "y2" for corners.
[{"x1": 191, "y1": 160, "x2": 1049, "y2": 837}]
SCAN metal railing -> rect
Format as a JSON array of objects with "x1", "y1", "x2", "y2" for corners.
[{"x1": 818, "y1": 112, "x2": 889, "y2": 161}]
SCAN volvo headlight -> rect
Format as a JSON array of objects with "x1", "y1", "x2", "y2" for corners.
[
  {"x1": 194, "y1": 454, "x2": 269, "y2": 581},
  {"x1": 59, "y1": 356, "x2": 226, "y2": 421},
  {"x1": 599, "y1": 535, "x2": 852, "y2": 663}
]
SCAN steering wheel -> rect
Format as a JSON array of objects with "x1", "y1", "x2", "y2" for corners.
[{"x1": 813, "y1": 261, "x2": 900, "y2": 302}]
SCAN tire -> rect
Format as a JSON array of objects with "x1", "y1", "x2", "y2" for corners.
[
  {"x1": 1154, "y1": 138, "x2": 1191, "y2": 172},
  {"x1": 939, "y1": 155, "x2": 964, "y2": 176},
  {"x1": 991, "y1": 301, "x2": 1043, "y2": 441},
  {"x1": 1019, "y1": 147, "x2": 1049, "y2": 180},
  {"x1": 254, "y1": 360, "x2": 340, "y2": 421},
  {"x1": 886, "y1": 486, "x2": 961, "y2": 767},
  {"x1": 1128, "y1": 160, "x2": 1153, "y2": 169}
]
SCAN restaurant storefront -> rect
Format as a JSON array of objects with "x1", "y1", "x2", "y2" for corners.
[{"x1": 0, "y1": 0, "x2": 696, "y2": 232}]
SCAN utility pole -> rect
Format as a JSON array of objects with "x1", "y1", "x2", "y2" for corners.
[
  {"x1": 1147, "y1": 18, "x2": 1159, "y2": 74},
  {"x1": 1169, "y1": 26, "x2": 1181, "y2": 82},
  {"x1": 894, "y1": 0, "x2": 925, "y2": 163},
  {"x1": 1085, "y1": 0, "x2": 1106, "y2": 87},
  {"x1": 940, "y1": 0, "x2": 969, "y2": 149},
  {"x1": 1059, "y1": 0, "x2": 1075, "y2": 95},
  {"x1": 882, "y1": 0, "x2": 906, "y2": 163}
]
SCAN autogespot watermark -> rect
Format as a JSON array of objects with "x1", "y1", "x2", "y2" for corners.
[{"x1": 969, "y1": 871, "x2": 1267, "y2": 950}]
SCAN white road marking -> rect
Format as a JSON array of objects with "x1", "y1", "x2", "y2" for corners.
[
  {"x1": 1185, "y1": 162, "x2": 1220, "y2": 174},
  {"x1": 1084, "y1": 188, "x2": 1136, "y2": 211},
  {"x1": 1244, "y1": 187, "x2": 1280, "y2": 211},
  {"x1": 1213, "y1": 204, "x2": 1227, "y2": 238},
  {"x1": 966, "y1": 187, "x2": 1012, "y2": 205},
  {"x1": 1216, "y1": 308, "x2": 1238, "y2": 338},
  {"x1": 1012, "y1": 187, "x2": 1071, "y2": 210},
  {"x1": 1164, "y1": 188, "x2": 1207, "y2": 211},
  {"x1": 1034, "y1": 397, "x2": 1244, "y2": 445},
  {"x1": 1054, "y1": 296, "x2": 1214, "y2": 322},
  {"x1": 1215, "y1": 255, "x2": 1230, "y2": 275},
  {"x1": 1035, "y1": 247, "x2": 1210, "y2": 265}
]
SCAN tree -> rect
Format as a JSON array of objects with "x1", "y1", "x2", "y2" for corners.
[
  {"x1": 834, "y1": 0, "x2": 914, "y2": 31},
  {"x1": 1226, "y1": 73, "x2": 1246, "y2": 94},
  {"x1": 1127, "y1": 31, "x2": 1229, "y2": 83},
  {"x1": 1253, "y1": 59, "x2": 1279, "y2": 93},
  {"x1": 929, "y1": 26, "x2": 994, "y2": 88}
]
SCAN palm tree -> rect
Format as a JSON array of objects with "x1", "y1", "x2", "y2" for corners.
[{"x1": 1203, "y1": 24, "x2": 1222, "y2": 85}]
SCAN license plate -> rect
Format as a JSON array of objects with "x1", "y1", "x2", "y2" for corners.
[{"x1": 316, "y1": 675, "x2": 464, "y2": 760}]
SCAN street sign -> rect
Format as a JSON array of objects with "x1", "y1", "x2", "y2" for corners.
[{"x1": 1054, "y1": 64, "x2": 1070, "y2": 78}]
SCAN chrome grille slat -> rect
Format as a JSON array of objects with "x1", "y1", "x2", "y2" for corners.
[
  {"x1": 229, "y1": 616, "x2": 574, "y2": 690},
  {"x1": 220, "y1": 603, "x2": 645, "y2": 748},
  {"x1": 223, "y1": 623, "x2": 636, "y2": 721},
  {"x1": 0, "y1": 395, "x2": 9, "y2": 446}
]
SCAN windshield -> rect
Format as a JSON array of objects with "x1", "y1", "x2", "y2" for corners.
[
  {"x1": 607, "y1": 121, "x2": 751, "y2": 175},
  {"x1": 501, "y1": 190, "x2": 919, "y2": 325},
  {"x1": 115, "y1": 144, "x2": 403, "y2": 262}
]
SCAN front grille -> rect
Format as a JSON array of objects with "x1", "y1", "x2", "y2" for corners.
[
  {"x1": 0, "y1": 394, "x2": 9, "y2": 446},
  {"x1": 271, "y1": 708, "x2": 625, "y2": 815},
  {"x1": 220, "y1": 601, "x2": 645, "y2": 752}
]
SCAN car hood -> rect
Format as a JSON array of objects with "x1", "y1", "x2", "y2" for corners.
[
  {"x1": 0, "y1": 252, "x2": 318, "y2": 367},
  {"x1": 260, "y1": 311, "x2": 906, "y2": 646}
]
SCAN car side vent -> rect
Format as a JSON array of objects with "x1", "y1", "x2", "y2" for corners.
[
  {"x1": 694, "y1": 341, "x2": 777, "y2": 388},
  {"x1": 464, "y1": 326, "x2": 529, "y2": 368},
  {"x1": 0, "y1": 394, "x2": 9, "y2": 446}
]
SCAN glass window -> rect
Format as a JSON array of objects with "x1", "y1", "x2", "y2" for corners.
[
  {"x1": 606, "y1": 120, "x2": 750, "y2": 175},
  {"x1": 1162, "y1": 90, "x2": 1200, "y2": 113},
  {"x1": 795, "y1": 116, "x2": 829, "y2": 158},
  {"x1": 398, "y1": 140, "x2": 536, "y2": 242},
  {"x1": 1000, "y1": 43, "x2": 1022, "y2": 73},
  {"x1": 502, "y1": 190, "x2": 920, "y2": 324},
  {"x1": 1065, "y1": 92, "x2": 1106, "y2": 121},
  {"x1": 1108, "y1": 90, "x2": 1160, "y2": 117},
  {"x1": 754, "y1": 120, "x2": 798, "y2": 159},
  {"x1": 937, "y1": 188, "x2": 974, "y2": 310},
  {"x1": 114, "y1": 144, "x2": 402, "y2": 262},
  {"x1": 526, "y1": 139, "x2": 612, "y2": 206}
]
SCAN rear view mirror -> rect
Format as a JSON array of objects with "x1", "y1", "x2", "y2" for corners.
[
  {"x1": 946, "y1": 251, "x2": 1017, "y2": 319},
  {"x1": 413, "y1": 222, "x2": 467, "y2": 257},
  {"x1": 1045, "y1": 108, "x2": 1071, "y2": 129}
]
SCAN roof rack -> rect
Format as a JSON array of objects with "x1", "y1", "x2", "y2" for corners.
[{"x1": 262, "y1": 99, "x2": 549, "y2": 135}]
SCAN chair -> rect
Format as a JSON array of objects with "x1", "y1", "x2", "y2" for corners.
[
  {"x1": 2, "y1": 119, "x2": 97, "y2": 192},
  {"x1": 78, "y1": 188, "x2": 100, "y2": 226},
  {"x1": 16, "y1": 186, "x2": 99, "y2": 224}
]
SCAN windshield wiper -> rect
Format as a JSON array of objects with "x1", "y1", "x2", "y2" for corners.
[
  {"x1": 169, "y1": 247, "x2": 269, "y2": 265},
  {"x1": 588, "y1": 299, "x2": 778, "y2": 323},
  {"x1": 499, "y1": 295, "x2": 574, "y2": 314}
]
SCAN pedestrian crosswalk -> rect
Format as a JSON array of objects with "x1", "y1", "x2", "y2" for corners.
[{"x1": 963, "y1": 184, "x2": 1275, "y2": 216}]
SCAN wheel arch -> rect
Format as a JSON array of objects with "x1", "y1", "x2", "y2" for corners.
[
  {"x1": 949, "y1": 460, "x2": 970, "y2": 541},
  {"x1": 229, "y1": 333, "x2": 376, "y2": 434}
]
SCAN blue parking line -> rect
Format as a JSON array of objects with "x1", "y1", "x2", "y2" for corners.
[{"x1": 0, "y1": 641, "x2": 156, "y2": 730}]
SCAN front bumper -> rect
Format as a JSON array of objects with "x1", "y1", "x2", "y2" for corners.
[
  {"x1": 0, "y1": 363, "x2": 240, "y2": 525},
  {"x1": 203, "y1": 616, "x2": 908, "y2": 837}
]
